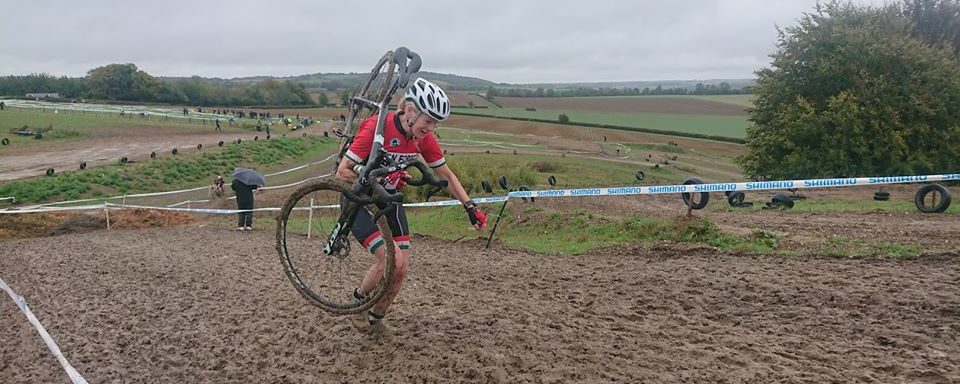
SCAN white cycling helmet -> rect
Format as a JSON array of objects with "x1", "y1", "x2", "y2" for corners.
[{"x1": 404, "y1": 77, "x2": 450, "y2": 121}]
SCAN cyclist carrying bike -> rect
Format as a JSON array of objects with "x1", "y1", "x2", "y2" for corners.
[{"x1": 334, "y1": 77, "x2": 487, "y2": 333}]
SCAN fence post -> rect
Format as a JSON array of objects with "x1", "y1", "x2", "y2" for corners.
[
  {"x1": 105, "y1": 208, "x2": 111, "y2": 230},
  {"x1": 307, "y1": 198, "x2": 314, "y2": 239}
]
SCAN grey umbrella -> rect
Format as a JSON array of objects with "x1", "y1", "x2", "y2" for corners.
[{"x1": 233, "y1": 168, "x2": 266, "y2": 187}]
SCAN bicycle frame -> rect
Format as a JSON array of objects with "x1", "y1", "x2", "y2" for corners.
[{"x1": 322, "y1": 47, "x2": 433, "y2": 256}]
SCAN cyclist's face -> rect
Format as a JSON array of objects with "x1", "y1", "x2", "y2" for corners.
[
  {"x1": 405, "y1": 104, "x2": 438, "y2": 139},
  {"x1": 411, "y1": 114, "x2": 438, "y2": 139}
]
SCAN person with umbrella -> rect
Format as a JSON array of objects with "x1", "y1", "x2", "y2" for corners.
[{"x1": 231, "y1": 168, "x2": 265, "y2": 230}]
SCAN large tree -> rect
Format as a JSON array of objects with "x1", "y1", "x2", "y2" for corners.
[
  {"x1": 85, "y1": 63, "x2": 161, "y2": 101},
  {"x1": 738, "y1": 1, "x2": 960, "y2": 179}
]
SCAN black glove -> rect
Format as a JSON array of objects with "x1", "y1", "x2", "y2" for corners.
[{"x1": 464, "y1": 200, "x2": 488, "y2": 228}]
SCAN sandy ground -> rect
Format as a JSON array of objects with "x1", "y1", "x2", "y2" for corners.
[{"x1": 1, "y1": 224, "x2": 958, "y2": 383}]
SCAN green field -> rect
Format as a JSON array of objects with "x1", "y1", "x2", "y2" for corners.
[
  {"x1": 0, "y1": 136, "x2": 338, "y2": 203},
  {"x1": 453, "y1": 107, "x2": 748, "y2": 139},
  {"x1": 0, "y1": 108, "x2": 237, "y2": 148}
]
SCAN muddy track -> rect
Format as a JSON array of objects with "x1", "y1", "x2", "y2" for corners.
[{"x1": 2, "y1": 225, "x2": 957, "y2": 383}]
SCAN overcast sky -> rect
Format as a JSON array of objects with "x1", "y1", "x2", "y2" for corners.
[{"x1": 1, "y1": 0, "x2": 890, "y2": 83}]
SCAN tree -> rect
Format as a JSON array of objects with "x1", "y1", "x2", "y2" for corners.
[
  {"x1": 485, "y1": 86, "x2": 497, "y2": 100},
  {"x1": 85, "y1": 63, "x2": 161, "y2": 101},
  {"x1": 339, "y1": 90, "x2": 351, "y2": 106},
  {"x1": 738, "y1": 1, "x2": 960, "y2": 179},
  {"x1": 558, "y1": 113, "x2": 570, "y2": 123},
  {"x1": 317, "y1": 92, "x2": 330, "y2": 107}
]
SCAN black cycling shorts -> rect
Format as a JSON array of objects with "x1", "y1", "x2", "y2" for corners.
[{"x1": 350, "y1": 202, "x2": 410, "y2": 253}]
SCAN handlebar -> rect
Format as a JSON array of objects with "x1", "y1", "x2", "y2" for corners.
[
  {"x1": 403, "y1": 161, "x2": 448, "y2": 189},
  {"x1": 343, "y1": 159, "x2": 447, "y2": 206},
  {"x1": 392, "y1": 46, "x2": 422, "y2": 89}
]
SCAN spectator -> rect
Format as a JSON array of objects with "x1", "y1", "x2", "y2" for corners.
[{"x1": 231, "y1": 179, "x2": 259, "y2": 230}]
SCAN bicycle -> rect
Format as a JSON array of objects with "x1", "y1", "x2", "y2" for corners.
[{"x1": 275, "y1": 47, "x2": 448, "y2": 314}]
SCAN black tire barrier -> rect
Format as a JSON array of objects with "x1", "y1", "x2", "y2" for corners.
[
  {"x1": 254, "y1": 136, "x2": 259, "y2": 141},
  {"x1": 303, "y1": 133, "x2": 307, "y2": 137},
  {"x1": 736, "y1": 202, "x2": 754, "y2": 207},
  {"x1": 1, "y1": 138, "x2": 8, "y2": 145},
  {"x1": 915, "y1": 184, "x2": 951, "y2": 213},
  {"x1": 513, "y1": 149, "x2": 518, "y2": 155},
  {"x1": 724, "y1": 190, "x2": 733, "y2": 198},
  {"x1": 323, "y1": 131, "x2": 329, "y2": 137},
  {"x1": 197, "y1": 144, "x2": 203, "y2": 150},
  {"x1": 119, "y1": 156, "x2": 128, "y2": 164},
  {"x1": 727, "y1": 191, "x2": 746, "y2": 207},
  {"x1": 150, "y1": 151, "x2": 156, "y2": 159},
  {"x1": 770, "y1": 193, "x2": 795, "y2": 209},
  {"x1": 498, "y1": 176, "x2": 509, "y2": 190},
  {"x1": 485, "y1": 150, "x2": 490, "y2": 154},
  {"x1": 172, "y1": 148, "x2": 178, "y2": 155},
  {"x1": 443, "y1": 149, "x2": 447, "y2": 155},
  {"x1": 218, "y1": 140, "x2": 224, "y2": 147},
  {"x1": 548, "y1": 175, "x2": 557, "y2": 186},
  {"x1": 45, "y1": 168, "x2": 54, "y2": 176},
  {"x1": 519, "y1": 185, "x2": 534, "y2": 203},
  {"x1": 79, "y1": 162, "x2": 87, "y2": 170},
  {"x1": 481, "y1": 179, "x2": 493, "y2": 193},
  {"x1": 236, "y1": 139, "x2": 242, "y2": 144},
  {"x1": 266, "y1": 134, "x2": 271, "y2": 140},
  {"x1": 635, "y1": 171, "x2": 645, "y2": 182},
  {"x1": 35, "y1": 132, "x2": 43, "y2": 139},
  {"x1": 680, "y1": 177, "x2": 710, "y2": 210},
  {"x1": 873, "y1": 195, "x2": 890, "y2": 201}
]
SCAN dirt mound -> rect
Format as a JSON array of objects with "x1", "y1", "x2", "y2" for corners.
[
  {"x1": 0, "y1": 209, "x2": 199, "y2": 239},
  {"x1": 0, "y1": 212, "x2": 63, "y2": 238}
]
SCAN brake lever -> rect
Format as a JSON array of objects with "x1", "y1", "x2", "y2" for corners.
[{"x1": 424, "y1": 185, "x2": 443, "y2": 201}]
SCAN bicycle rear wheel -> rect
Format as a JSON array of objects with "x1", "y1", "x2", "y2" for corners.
[
  {"x1": 275, "y1": 178, "x2": 396, "y2": 314},
  {"x1": 336, "y1": 51, "x2": 397, "y2": 157}
]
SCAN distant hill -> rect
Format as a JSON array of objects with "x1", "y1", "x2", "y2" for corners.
[
  {"x1": 215, "y1": 72, "x2": 753, "y2": 93},
  {"x1": 224, "y1": 71, "x2": 499, "y2": 92}
]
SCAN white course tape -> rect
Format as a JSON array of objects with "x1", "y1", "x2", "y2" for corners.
[
  {"x1": 3, "y1": 173, "x2": 957, "y2": 215},
  {"x1": 264, "y1": 154, "x2": 336, "y2": 177},
  {"x1": 0, "y1": 277, "x2": 89, "y2": 384},
  {"x1": 504, "y1": 173, "x2": 960, "y2": 199},
  {"x1": 0, "y1": 204, "x2": 108, "y2": 214}
]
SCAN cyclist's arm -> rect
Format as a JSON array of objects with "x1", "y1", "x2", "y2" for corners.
[
  {"x1": 336, "y1": 157, "x2": 360, "y2": 183},
  {"x1": 432, "y1": 164, "x2": 471, "y2": 204}
]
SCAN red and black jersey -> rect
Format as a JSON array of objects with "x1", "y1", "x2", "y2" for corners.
[{"x1": 345, "y1": 111, "x2": 445, "y2": 169}]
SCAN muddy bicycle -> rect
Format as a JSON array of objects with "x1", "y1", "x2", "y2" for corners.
[{"x1": 275, "y1": 47, "x2": 448, "y2": 314}]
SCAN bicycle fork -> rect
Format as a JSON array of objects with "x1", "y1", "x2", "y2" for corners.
[{"x1": 324, "y1": 203, "x2": 360, "y2": 255}]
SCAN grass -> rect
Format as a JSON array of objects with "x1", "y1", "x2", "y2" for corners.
[
  {"x1": 0, "y1": 136, "x2": 338, "y2": 203},
  {"x1": 405, "y1": 205, "x2": 776, "y2": 255},
  {"x1": 626, "y1": 143, "x2": 687, "y2": 154},
  {"x1": 404, "y1": 152, "x2": 681, "y2": 201},
  {"x1": 0, "y1": 108, "x2": 239, "y2": 149},
  {"x1": 823, "y1": 235, "x2": 924, "y2": 258},
  {"x1": 454, "y1": 107, "x2": 748, "y2": 139}
]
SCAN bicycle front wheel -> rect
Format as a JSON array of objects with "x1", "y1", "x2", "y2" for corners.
[{"x1": 275, "y1": 178, "x2": 396, "y2": 314}]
